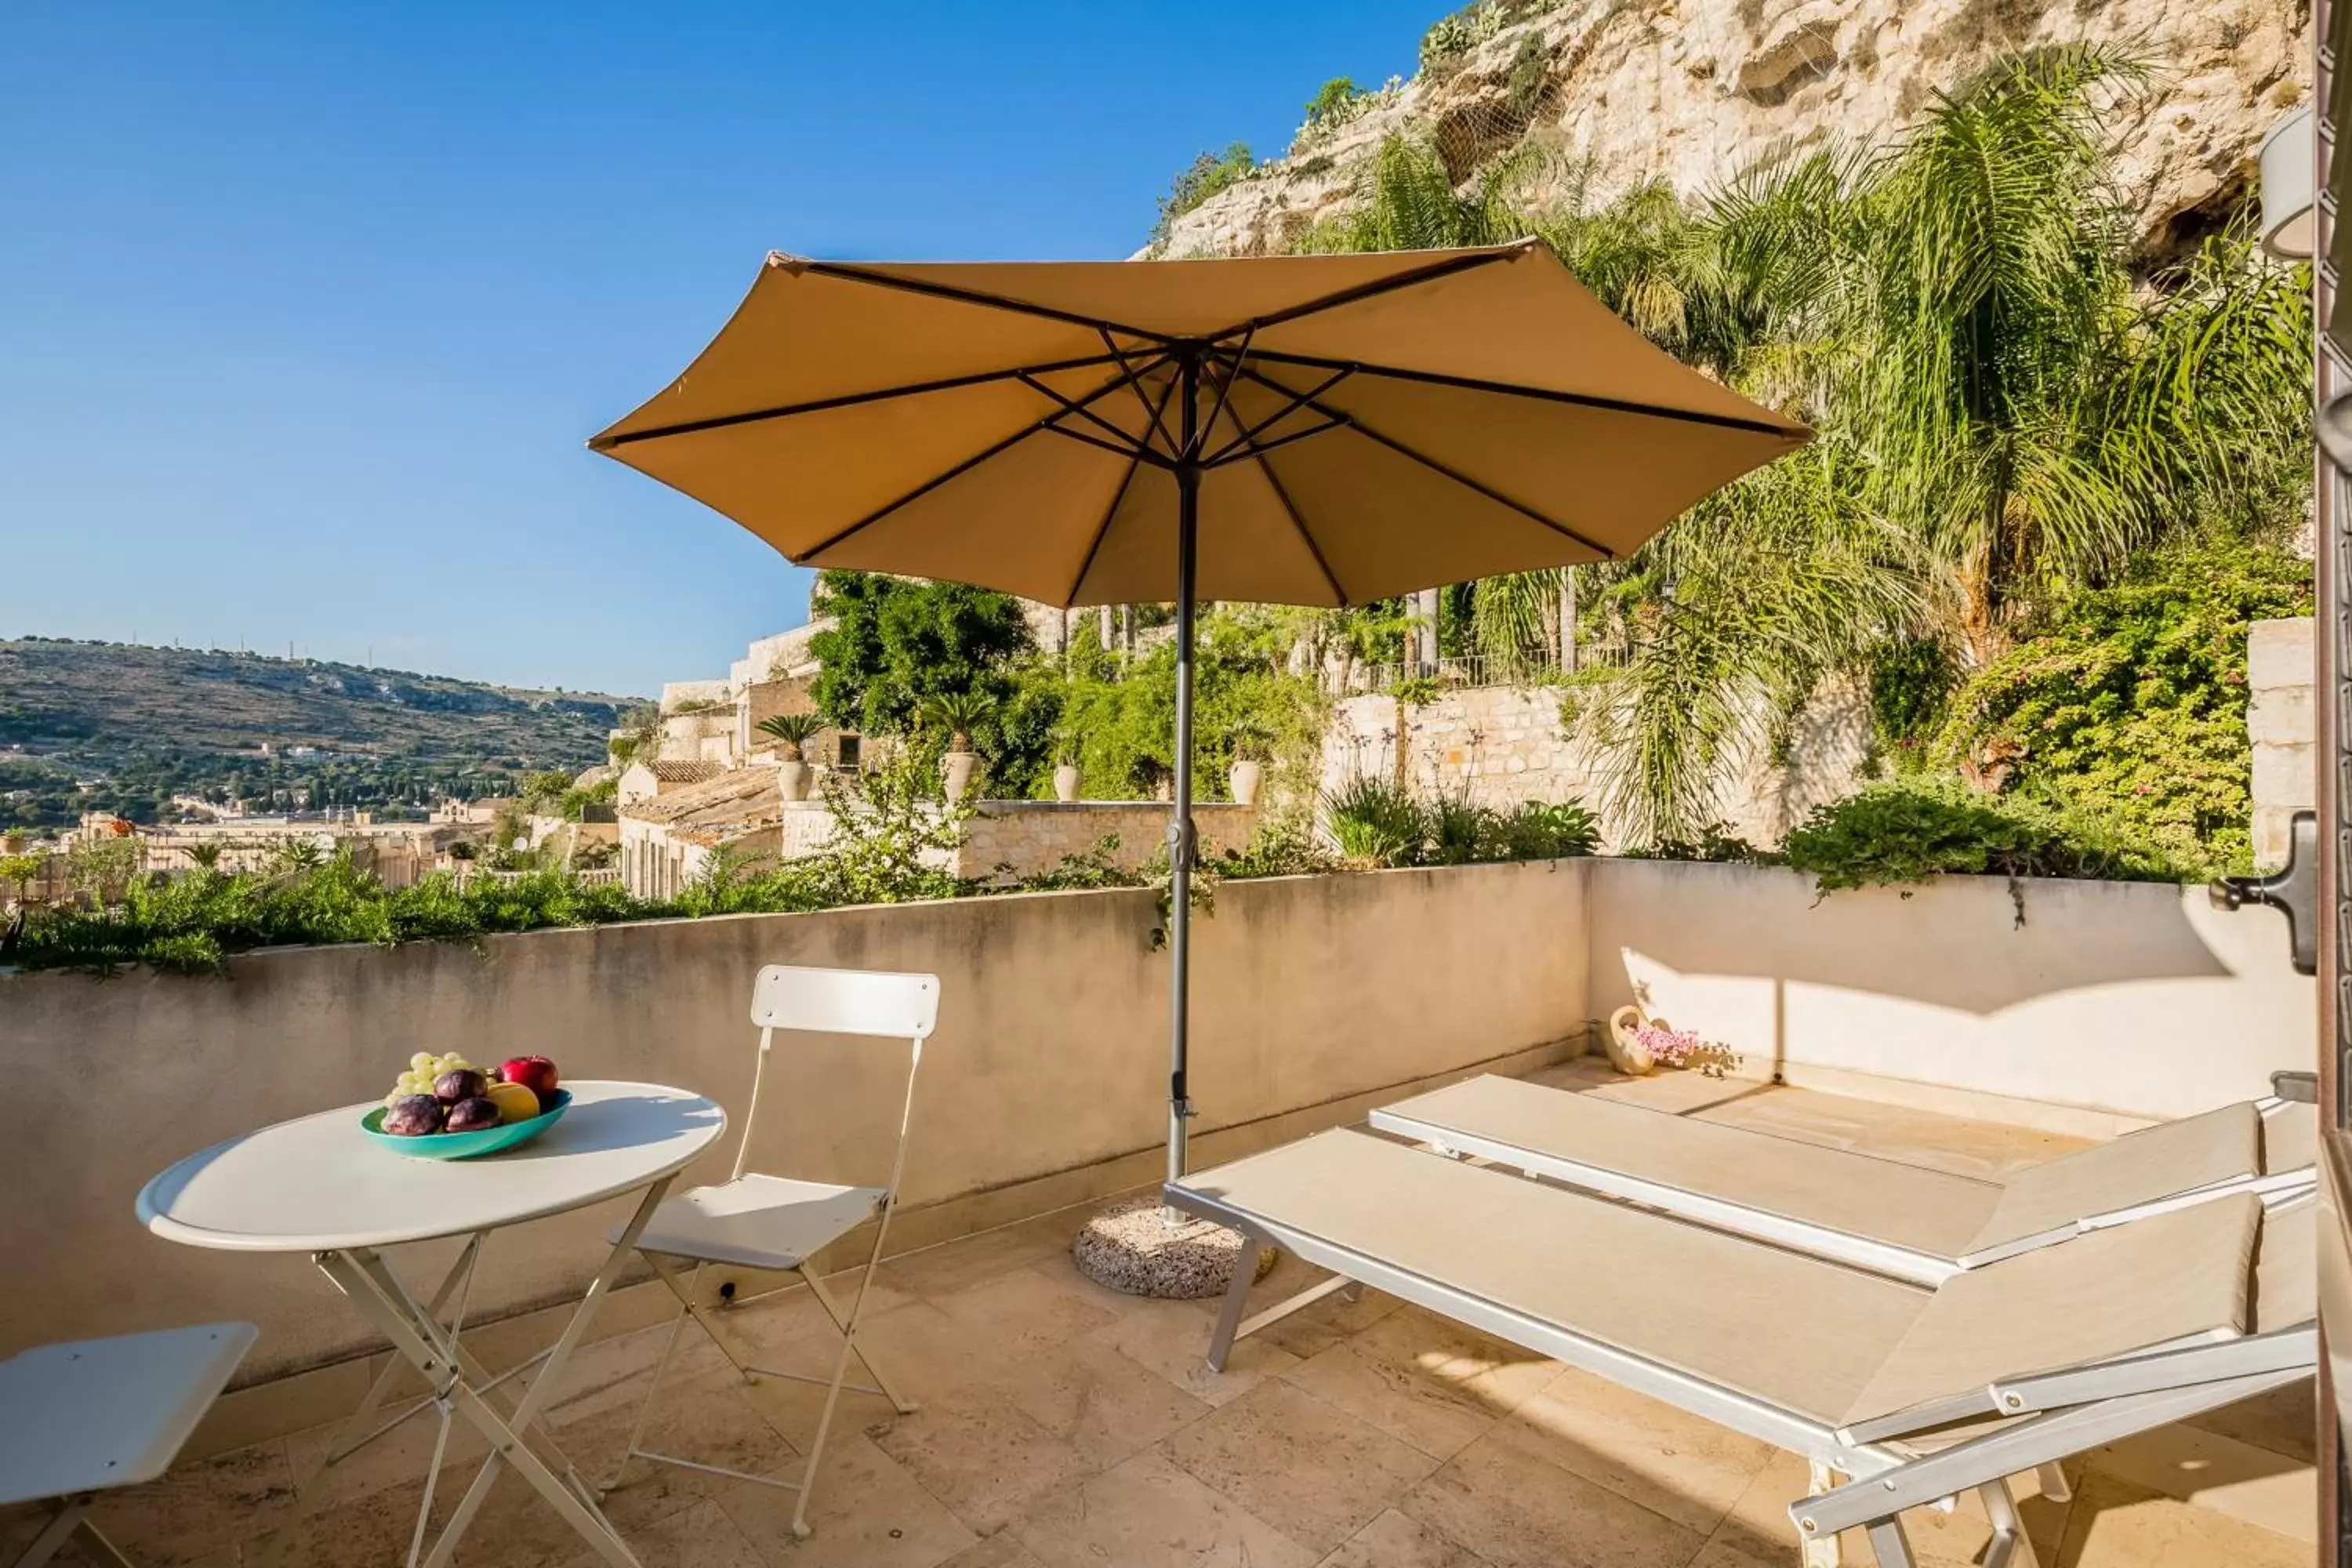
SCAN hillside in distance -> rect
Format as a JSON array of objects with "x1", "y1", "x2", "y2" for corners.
[{"x1": 0, "y1": 637, "x2": 647, "y2": 828}]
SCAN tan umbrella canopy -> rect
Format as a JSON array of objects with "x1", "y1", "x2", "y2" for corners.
[{"x1": 591, "y1": 239, "x2": 1807, "y2": 1185}]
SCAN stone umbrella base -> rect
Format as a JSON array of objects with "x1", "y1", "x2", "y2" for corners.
[{"x1": 1070, "y1": 1194, "x2": 1279, "y2": 1299}]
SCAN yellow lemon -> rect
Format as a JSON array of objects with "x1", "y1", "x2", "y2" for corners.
[{"x1": 485, "y1": 1081, "x2": 544, "y2": 1124}]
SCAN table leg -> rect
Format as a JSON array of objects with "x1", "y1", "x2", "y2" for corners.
[
  {"x1": 316, "y1": 1250, "x2": 641, "y2": 1568},
  {"x1": 250, "y1": 1234, "x2": 488, "y2": 1568},
  {"x1": 421, "y1": 1176, "x2": 674, "y2": 1568}
]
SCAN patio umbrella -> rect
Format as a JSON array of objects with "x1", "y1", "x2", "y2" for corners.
[{"x1": 589, "y1": 238, "x2": 1808, "y2": 1190}]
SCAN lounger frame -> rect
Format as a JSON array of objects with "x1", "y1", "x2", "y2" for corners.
[
  {"x1": 1367, "y1": 1098, "x2": 2317, "y2": 1286},
  {"x1": 1167, "y1": 1180, "x2": 2313, "y2": 1568}
]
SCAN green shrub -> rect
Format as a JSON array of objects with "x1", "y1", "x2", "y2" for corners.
[
  {"x1": 1149, "y1": 143, "x2": 1255, "y2": 250},
  {"x1": 1780, "y1": 782, "x2": 2188, "y2": 894},
  {"x1": 1217, "y1": 818, "x2": 1337, "y2": 880},
  {"x1": 1323, "y1": 777, "x2": 1428, "y2": 866},
  {"x1": 1933, "y1": 544, "x2": 2312, "y2": 877}
]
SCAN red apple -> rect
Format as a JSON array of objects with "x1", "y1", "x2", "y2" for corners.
[{"x1": 498, "y1": 1055, "x2": 561, "y2": 1109}]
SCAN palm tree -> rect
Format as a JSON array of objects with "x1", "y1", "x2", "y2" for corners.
[
  {"x1": 754, "y1": 711, "x2": 824, "y2": 762},
  {"x1": 923, "y1": 691, "x2": 992, "y2": 754}
]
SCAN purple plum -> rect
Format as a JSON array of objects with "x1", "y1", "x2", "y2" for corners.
[
  {"x1": 433, "y1": 1069, "x2": 486, "y2": 1104},
  {"x1": 383, "y1": 1094, "x2": 444, "y2": 1137},
  {"x1": 445, "y1": 1096, "x2": 502, "y2": 1134}
]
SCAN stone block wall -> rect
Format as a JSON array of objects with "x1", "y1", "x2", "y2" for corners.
[
  {"x1": 2249, "y1": 616, "x2": 2314, "y2": 870},
  {"x1": 1320, "y1": 681, "x2": 1869, "y2": 849},
  {"x1": 769, "y1": 797, "x2": 1255, "y2": 882}
]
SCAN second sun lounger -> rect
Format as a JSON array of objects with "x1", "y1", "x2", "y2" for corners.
[
  {"x1": 1368, "y1": 1073, "x2": 2314, "y2": 1282},
  {"x1": 1170, "y1": 1127, "x2": 2312, "y2": 1568}
]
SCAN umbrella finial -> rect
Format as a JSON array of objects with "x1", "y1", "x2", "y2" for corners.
[{"x1": 767, "y1": 251, "x2": 811, "y2": 274}]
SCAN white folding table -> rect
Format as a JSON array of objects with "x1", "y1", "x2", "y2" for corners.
[{"x1": 135, "y1": 1080, "x2": 724, "y2": 1568}]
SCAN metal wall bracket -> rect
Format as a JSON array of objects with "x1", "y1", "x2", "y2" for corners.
[{"x1": 2211, "y1": 810, "x2": 2319, "y2": 975}]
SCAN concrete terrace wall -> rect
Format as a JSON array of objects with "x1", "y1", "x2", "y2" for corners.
[
  {"x1": 0, "y1": 862, "x2": 1588, "y2": 1384},
  {"x1": 1584, "y1": 858, "x2": 2315, "y2": 1131}
]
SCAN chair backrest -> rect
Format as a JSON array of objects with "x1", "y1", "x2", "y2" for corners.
[
  {"x1": 750, "y1": 964, "x2": 940, "y2": 1040},
  {"x1": 731, "y1": 964, "x2": 940, "y2": 1184}
]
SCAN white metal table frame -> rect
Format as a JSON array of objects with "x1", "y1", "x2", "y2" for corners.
[{"x1": 138, "y1": 1083, "x2": 721, "y2": 1568}]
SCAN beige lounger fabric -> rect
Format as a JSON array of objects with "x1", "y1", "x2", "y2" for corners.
[
  {"x1": 1971, "y1": 1102, "x2": 2260, "y2": 1250},
  {"x1": 1383, "y1": 1075, "x2": 2269, "y2": 1263},
  {"x1": 1179, "y1": 1130, "x2": 2261, "y2": 1430},
  {"x1": 1182, "y1": 1127, "x2": 1922, "y2": 1421},
  {"x1": 1383, "y1": 1074, "x2": 2002, "y2": 1258},
  {"x1": 2255, "y1": 1196, "x2": 2318, "y2": 1335},
  {"x1": 2263, "y1": 1102, "x2": 2318, "y2": 1177},
  {"x1": 1842, "y1": 1193, "x2": 2256, "y2": 1425}
]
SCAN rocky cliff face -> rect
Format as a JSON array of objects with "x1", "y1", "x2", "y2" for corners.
[{"x1": 1152, "y1": 0, "x2": 2310, "y2": 261}]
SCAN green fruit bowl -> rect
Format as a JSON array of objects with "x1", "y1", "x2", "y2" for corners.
[{"x1": 361, "y1": 1090, "x2": 572, "y2": 1160}]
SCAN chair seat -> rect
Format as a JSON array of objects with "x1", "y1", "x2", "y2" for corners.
[
  {"x1": 0, "y1": 1323, "x2": 256, "y2": 1507},
  {"x1": 623, "y1": 1174, "x2": 887, "y2": 1271}
]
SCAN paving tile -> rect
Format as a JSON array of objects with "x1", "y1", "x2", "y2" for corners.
[
  {"x1": 869, "y1": 1381, "x2": 1097, "y2": 1535},
  {"x1": 68, "y1": 1436, "x2": 296, "y2": 1567},
  {"x1": 1011, "y1": 1450, "x2": 1316, "y2": 1568},
  {"x1": 1492, "y1": 1364, "x2": 1774, "y2": 1534},
  {"x1": 285, "y1": 1396, "x2": 494, "y2": 1508},
  {"x1": 718, "y1": 1273, "x2": 921, "y2": 1363},
  {"x1": 555, "y1": 1362, "x2": 797, "y2": 1535},
  {"x1": 936, "y1": 1531, "x2": 1050, "y2": 1567},
  {"x1": 2183, "y1": 1380, "x2": 2318, "y2": 1465},
  {"x1": 1402, "y1": 1431, "x2": 1704, "y2": 1568},
  {"x1": 1160, "y1": 1377, "x2": 1439, "y2": 1555},
  {"x1": 2086, "y1": 1415, "x2": 2317, "y2": 1544},
  {"x1": 1346, "y1": 1305, "x2": 1559, "y2": 1413},
  {"x1": 1236, "y1": 1259, "x2": 1403, "y2": 1361},
  {"x1": 927, "y1": 1264, "x2": 1119, "y2": 1359},
  {"x1": 569, "y1": 1497, "x2": 768, "y2": 1568},
  {"x1": 880, "y1": 1214, "x2": 1077, "y2": 1300},
  {"x1": 1705, "y1": 1452, "x2": 2065, "y2": 1568},
  {"x1": 1279, "y1": 1336, "x2": 1501, "y2": 1462},
  {"x1": 1083, "y1": 1294, "x2": 1302, "y2": 1408},
  {"x1": 984, "y1": 1335, "x2": 1209, "y2": 1467},
  {"x1": 1316, "y1": 1508, "x2": 1494, "y2": 1567},
  {"x1": 2056, "y1": 1465, "x2": 2313, "y2": 1567},
  {"x1": 714, "y1": 1430, "x2": 975, "y2": 1568}
]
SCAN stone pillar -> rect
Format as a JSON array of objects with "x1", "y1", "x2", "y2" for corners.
[{"x1": 2249, "y1": 615, "x2": 2315, "y2": 870}]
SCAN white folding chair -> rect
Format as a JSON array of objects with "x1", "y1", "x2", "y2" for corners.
[
  {"x1": 601, "y1": 964, "x2": 937, "y2": 1538},
  {"x1": 1, "y1": 1323, "x2": 256, "y2": 1568}
]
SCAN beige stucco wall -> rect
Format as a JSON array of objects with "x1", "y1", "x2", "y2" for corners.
[
  {"x1": 1586, "y1": 858, "x2": 2314, "y2": 1127},
  {"x1": 0, "y1": 861, "x2": 1588, "y2": 1384}
]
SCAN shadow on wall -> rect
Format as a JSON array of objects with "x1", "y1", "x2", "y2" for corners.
[{"x1": 1586, "y1": 860, "x2": 2308, "y2": 1123}]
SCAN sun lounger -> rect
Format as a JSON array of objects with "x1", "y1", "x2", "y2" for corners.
[
  {"x1": 1367, "y1": 1074, "x2": 2314, "y2": 1283},
  {"x1": 1170, "y1": 1128, "x2": 2311, "y2": 1568}
]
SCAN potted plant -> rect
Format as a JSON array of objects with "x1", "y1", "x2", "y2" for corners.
[
  {"x1": 925, "y1": 691, "x2": 991, "y2": 800},
  {"x1": 1228, "y1": 720, "x2": 1269, "y2": 808},
  {"x1": 1051, "y1": 726, "x2": 1083, "y2": 803},
  {"x1": 757, "y1": 712, "x2": 825, "y2": 801}
]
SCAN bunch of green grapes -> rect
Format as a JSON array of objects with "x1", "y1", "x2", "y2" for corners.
[{"x1": 383, "y1": 1051, "x2": 477, "y2": 1108}]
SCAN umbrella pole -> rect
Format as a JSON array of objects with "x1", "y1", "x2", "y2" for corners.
[{"x1": 1167, "y1": 352, "x2": 1201, "y2": 1196}]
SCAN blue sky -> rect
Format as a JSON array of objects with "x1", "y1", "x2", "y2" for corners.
[{"x1": 0, "y1": 2, "x2": 1436, "y2": 696}]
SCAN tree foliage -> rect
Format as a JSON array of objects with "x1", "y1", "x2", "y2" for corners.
[{"x1": 807, "y1": 572, "x2": 1036, "y2": 739}]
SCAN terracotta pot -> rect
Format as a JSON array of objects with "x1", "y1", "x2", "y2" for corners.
[
  {"x1": 941, "y1": 750, "x2": 978, "y2": 800},
  {"x1": 1228, "y1": 759, "x2": 1262, "y2": 807},
  {"x1": 777, "y1": 760, "x2": 810, "y2": 803},
  {"x1": 1053, "y1": 764, "x2": 1082, "y2": 803},
  {"x1": 1604, "y1": 1004, "x2": 1658, "y2": 1076}
]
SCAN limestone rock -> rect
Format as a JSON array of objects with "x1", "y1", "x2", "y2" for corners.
[{"x1": 1147, "y1": 0, "x2": 2310, "y2": 261}]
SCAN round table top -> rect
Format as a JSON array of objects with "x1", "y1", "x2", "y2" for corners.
[{"x1": 136, "y1": 1081, "x2": 726, "y2": 1253}]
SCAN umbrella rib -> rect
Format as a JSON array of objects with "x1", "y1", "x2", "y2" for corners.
[
  {"x1": 1016, "y1": 370, "x2": 1164, "y2": 462},
  {"x1": 1243, "y1": 444, "x2": 1350, "y2": 609},
  {"x1": 1201, "y1": 365, "x2": 1355, "y2": 466},
  {"x1": 1247, "y1": 349, "x2": 1802, "y2": 439},
  {"x1": 793, "y1": 259, "x2": 1176, "y2": 344},
  {"x1": 797, "y1": 365, "x2": 1149, "y2": 561},
  {"x1": 1233, "y1": 364, "x2": 1616, "y2": 560},
  {"x1": 1203, "y1": 244, "x2": 1534, "y2": 343},
  {"x1": 589, "y1": 352, "x2": 1128, "y2": 450},
  {"x1": 1102, "y1": 332, "x2": 1178, "y2": 459},
  {"x1": 1066, "y1": 372, "x2": 1183, "y2": 607}
]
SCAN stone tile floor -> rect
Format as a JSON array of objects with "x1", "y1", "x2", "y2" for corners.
[{"x1": 5, "y1": 1064, "x2": 2319, "y2": 1566}]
